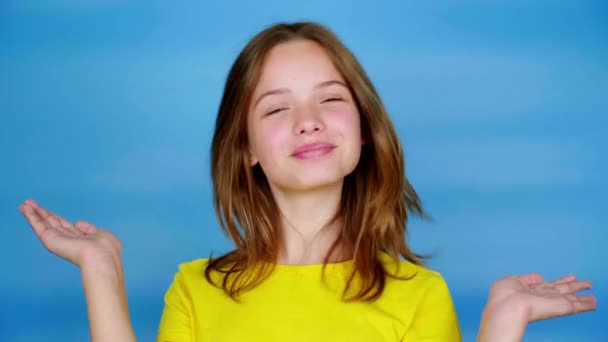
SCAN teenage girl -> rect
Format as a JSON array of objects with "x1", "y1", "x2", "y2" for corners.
[{"x1": 19, "y1": 22, "x2": 596, "y2": 342}]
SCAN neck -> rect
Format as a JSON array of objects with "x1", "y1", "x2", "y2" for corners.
[{"x1": 270, "y1": 181, "x2": 350, "y2": 265}]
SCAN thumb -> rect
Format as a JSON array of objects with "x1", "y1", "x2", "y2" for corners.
[
  {"x1": 74, "y1": 220, "x2": 97, "y2": 236},
  {"x1": 519, "y1": 272, "x2": 544, "y2": 287}
]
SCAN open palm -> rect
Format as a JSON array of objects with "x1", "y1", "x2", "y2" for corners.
[
  {"x1": 18, "y1": 199, "x2": 122, "y2": 268},
  {"x1": 489, "y1": 273, "x2": 597, "y2": 323}
]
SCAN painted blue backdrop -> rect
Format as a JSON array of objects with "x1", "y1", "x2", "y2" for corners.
[{"x1": 1, "y1": 1, "x2": 606, "y2": 341}]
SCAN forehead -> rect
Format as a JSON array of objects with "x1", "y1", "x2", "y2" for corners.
[{"x1": 253, "y1": 40, "x2": 345, "y2": 94}]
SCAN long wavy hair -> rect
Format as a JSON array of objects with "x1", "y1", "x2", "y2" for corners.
[{"x1": 207, "y1": 21, "x2": 429, "y2": 302}]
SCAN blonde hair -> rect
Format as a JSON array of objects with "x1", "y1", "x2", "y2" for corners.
[{"x1": 207, "y1": 21, "x2": 429, "y2": 302}]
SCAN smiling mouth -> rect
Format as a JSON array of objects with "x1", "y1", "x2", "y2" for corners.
[{"x1": 291, "y1": 143, "x2": 336, "y2": 160}]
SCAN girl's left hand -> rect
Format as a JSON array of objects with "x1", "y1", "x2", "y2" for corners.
[{"x1": 488, "y1": 273, "x2": 597, "y2": 322}]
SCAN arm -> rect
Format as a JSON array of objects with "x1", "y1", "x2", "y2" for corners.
[
  {"x1": 81, "y1": 254, "x2": 137, "y2": 342},
  {"x1": 477, "y1": 299, "x2": 527, "y2": 342},
  {"x1": 19, "y1": 199, "x2": 137, "y2": 342}
]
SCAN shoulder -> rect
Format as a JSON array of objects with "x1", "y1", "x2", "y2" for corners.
[
  {"x1": 176, "y1": 257, "x2": 212, "y2": 274},
  {"x1": 169, "y1": 257, "x2": 218, "y2": 286},
  {"x1": 375, "y1": 252, "x2": 459, "y2": 334},
  {"x1": 379, "y1": 251, "x2": 444, "y2": 281},
  {"x1": 377, "y1": 252, "x2": 452, "y2": 302},
  {"x1": 163, "y1": 257, "x2": 223, "y2": 303},
  {"x1": 378, "y1": 258, "x2": 462, "y2": 340}
]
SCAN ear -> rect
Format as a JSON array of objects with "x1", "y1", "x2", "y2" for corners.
[{"x1": 249, "y1": 152, "x2": 259, "y2": 167}]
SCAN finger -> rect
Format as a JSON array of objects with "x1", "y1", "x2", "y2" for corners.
[
  {"x1": 571, "y1": 295, "x2": 597, "y2": 314},
  {"x1": 544, "y1": 294, "x2": 593, "y2": 319},
  {"x1": 44, "y1": 207, "x2": 73, "y2": 231},
  {"x1": 40, "y1": 208, "x2": 78, "y2": 237},
  {"x1": 50, "y1": 210, "x2": 77, "y2": 234},
  {"x1": 56, "y1": 214, "x2": 74, "y2": 230},
  {"x1": 75, "y1": 221, "x2": 98, "y2": 236},
  {"x1": 550, "y1": 274, "x2": 577, "y2": 285},
  {"x1": 519, "y1": 273, "x2": 544, "y2": 287},
  {"x1": 32, "y1": 204, "x2": 71, "y2": 228},
  {"x1": 20, "y1": 203, "x2": 51, "y2": 239},
  {"x1": 23, "y1": 199, "x2": 39, "y2": 208},
  {"x1": 31, "y1": 202, "x2": 51, "y2": 220},
  {"x1": 33, "y1": 205, "x2": 78, "y2": 237},
  {"x1": 53, "y1": 216, "x2": 80, "y2": 237},
  {"x1": 555, "y1": 280, "x2": 592, "y2": 295}
]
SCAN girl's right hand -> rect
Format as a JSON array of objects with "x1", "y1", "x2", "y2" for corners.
[{"x1": 19, "y1": 199, "x2": 123, "y2": 270}]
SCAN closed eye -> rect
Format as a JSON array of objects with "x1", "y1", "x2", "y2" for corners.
[
  {"x1": 322, "y1": 97, "x2": 343, "y2": 103},
  {"x1": 267, "y1": 107, "x2": 287, "y2": 115}
]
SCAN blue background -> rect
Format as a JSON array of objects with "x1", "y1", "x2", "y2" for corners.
[{"x1": 1, "y1": 1, "x2": 606, "y2": 341}]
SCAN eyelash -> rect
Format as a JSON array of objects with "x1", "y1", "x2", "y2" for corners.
[
  {"x1": 267, "y1": 107, "x2": 287, "y2": 115},
  {"x1": 265, "y1": 98, "x2": 343, "y2": 115}
]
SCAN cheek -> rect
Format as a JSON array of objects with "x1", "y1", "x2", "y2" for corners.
[
  {"x1": 328, "y1": 107, "x2": 361, "y2": 141},
  {"x1": 253, "y1": 121, "x2": 289, "y2": 161}
]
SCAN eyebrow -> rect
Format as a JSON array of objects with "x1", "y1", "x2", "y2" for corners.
[{"x1": 252, "y1": 79, "x2": 347, "y2": 110}]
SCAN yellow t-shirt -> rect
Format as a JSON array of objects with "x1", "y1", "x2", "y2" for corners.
[{"x1": 156, "y1": 252, "x2": 461, "y2": 341}]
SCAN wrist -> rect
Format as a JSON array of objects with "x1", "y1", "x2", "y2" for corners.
[
  {"x1": 478, "y1": 297, "x2": 529, "y2": 342},
  {"x1": 80, "y1": 249, "x2": 124, "y2": 280}
]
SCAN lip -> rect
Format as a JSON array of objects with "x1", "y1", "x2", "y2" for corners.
[{"x1": 291, "y1": 142, "x2": 336, "y2": 159}]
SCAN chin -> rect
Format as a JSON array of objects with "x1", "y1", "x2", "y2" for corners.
[
  {"x1": 265, "y1": 158, "x2": 360, "y2": 192},
  {"x1": 288, "y1": 172, "x2": 349, "y2": 192}
]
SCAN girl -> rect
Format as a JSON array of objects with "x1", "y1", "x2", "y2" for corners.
[{"x1": 19, "y1": 22, "x2": 596, "y2": 342}]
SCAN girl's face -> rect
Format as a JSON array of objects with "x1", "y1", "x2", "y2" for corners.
[{"x1": 247, "y1": 39, "x2": 362, "y2": 192}]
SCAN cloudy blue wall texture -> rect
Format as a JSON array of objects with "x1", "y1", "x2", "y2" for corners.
[{"x1": 1, "y1": 1, "x2": 606, "y2": 341}]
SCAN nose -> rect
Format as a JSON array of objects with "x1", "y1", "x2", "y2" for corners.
[{"x1": 293, "y1": 105, "x2": 324, "y2": 135}]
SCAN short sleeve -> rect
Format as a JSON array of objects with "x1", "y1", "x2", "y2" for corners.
[
  {"x1": 156, "y1": 265, "x2": 193, "y2": 342},
  {"x1": 404, "y1": 273, "x2": 462, "y2": 342}
]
